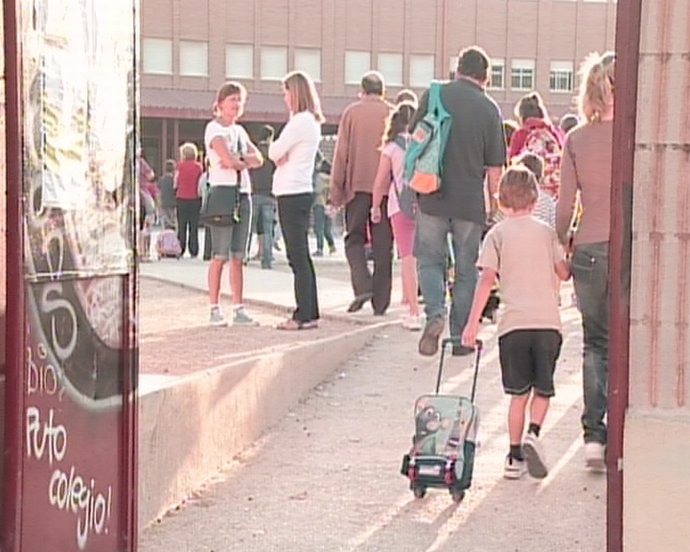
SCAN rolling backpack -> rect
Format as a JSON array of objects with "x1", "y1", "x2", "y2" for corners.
[
  {"x1": 156, "y1": 229, "x2": 182, "y2": 258},
  {"x1": 403, "y1": 81, "x2": 452, "y2": 195}
]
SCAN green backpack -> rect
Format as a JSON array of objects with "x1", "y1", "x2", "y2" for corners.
[{"x1": 403, "y1": 81, "x2": 452, "y2": 194}]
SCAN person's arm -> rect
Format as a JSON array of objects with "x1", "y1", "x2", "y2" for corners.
[
  {"x1": 329, "y1": 110, "x2": 352, "y2": 207},
  {"x1": 268, "y1": 116, "x2": 304, "y2": 165},
  {"x1": 210, "y1": 136, "x2": 246, "y2": 171},
  {"x1": 461, "y1": 267, "x2": 498, "y2": 347},
  {"x1": 555, "y1": 259, "x2": 571, "y2": 281},
  {"x1": 370, "y1": 152, "x2": 393, "y2": 224},
  {"x1": 244, "y1": 139, "x2": 264, "y2": 169},
  {"x1": 555, "y1": 139, "x2": 578, "y2": 245},
  {"x1": 173, "y1": 170, "x2": 179, "y2": 190},
  {"x1": 508, "y1": 128, "x2": 526, "y2": 160},
  {"x1": 485, "y1": 166, "x2": 503, "y2": 221}
]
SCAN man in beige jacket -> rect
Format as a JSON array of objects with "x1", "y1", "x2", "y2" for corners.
[{"x1": 330, "y1": 71, "x2": 393, "y2": 315}]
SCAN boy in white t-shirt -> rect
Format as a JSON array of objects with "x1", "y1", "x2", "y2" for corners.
[{"x1": 462, "y1": 166, "x2": 570, "y2": 480}]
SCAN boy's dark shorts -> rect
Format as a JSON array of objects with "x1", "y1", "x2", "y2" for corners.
[{"x1": 498, "y1": 329, "x2": 562, "y2": 397}]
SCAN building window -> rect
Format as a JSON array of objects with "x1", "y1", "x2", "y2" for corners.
[
  {"x1": 549, "y1": 61, "x2": 574, "y2": 93},
  {"x1": 142, "y1": 38, "x2": 172, "y2": 75},
  {"x1": 345, "y1": 51, "x2": 371, "y2": 84},
  {"x1": 378, "y1": 53, "x2": 403, "y2": 86},
  {"x1": 511, "y1": 59, "x2": 535, "y2": 91},
  {"x1": 179, "y1": 41, "x2": 208, "y2": 77},
  {"x1": 261, "y1": 46, "x2": 288, "y2": 80},
  {"x1": 226, "y1": 44, "x2": 253, "y2": 79},
  {"x1": 489, "y1": 59, "x2": 505, "y2": 90},
  {"x1": 409, "y1": 54, "x2": 435, "y2": 88},
  {"x1": 294, "y1": 48, "x2": 322, "y2": 82}
]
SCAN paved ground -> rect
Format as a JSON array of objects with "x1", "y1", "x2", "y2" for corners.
[
  {"x1": 137, "y1": 237, "x2": 606, "y2": 551},
  {"x1": 139, "y1": 279, "x2": 362, "y2": 378},
  {"x1": 139, "y1": 302, "x2": 606, "y2": 552}
]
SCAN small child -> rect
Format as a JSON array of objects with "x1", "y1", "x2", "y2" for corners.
[
  {"x1": 462, "y1": 166, "x2": 570, "y2": 480},
  {"x1": 513, "y1": 151, "x2": 555, "y2": 228}
]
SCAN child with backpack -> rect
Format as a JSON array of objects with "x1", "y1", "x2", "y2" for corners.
[
  {"x1": 461, "y1": 166, "x2": 570, "y2": 480},
  {"x1": 371, "y1": 101, "x2": 421, "y2": 330},
  {"x1": 508, "y1": 92, "x2": 563, "y2": 199}
]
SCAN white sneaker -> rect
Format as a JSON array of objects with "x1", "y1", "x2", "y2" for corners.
[
  {"x1": 402, "y1": 315, "x2": 422, "y2": 331},
  {"x1": 233, "y1": 306, "x2": 259, "y2": 326},
  {"x1": 503, "y1": 454, "x2": 527, "y2": 480},
  {"x1": 523, "y1": 433, "x2": 548, "y2": 479},
  {"x1": 584, "y1": 442, "x2": 606, "y2": 472},
  {"x1": 209, "y1": 306, "x2": 228, "y2": 327}
]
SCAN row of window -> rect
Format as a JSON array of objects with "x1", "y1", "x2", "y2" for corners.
[
  {"x1": 143, "y1": 39, "x2": 575, "y2": 93},
  {"x1": 490, "y1": 59, "x2": 574, "y2": 93}
]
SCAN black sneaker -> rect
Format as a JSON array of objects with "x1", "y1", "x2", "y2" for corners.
[{"x1": 452, "y1": 343, "x2": 474, "y2": 357}]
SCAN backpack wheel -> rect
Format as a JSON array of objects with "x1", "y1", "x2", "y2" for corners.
[{"x1": 450, "y1": 488, "x2": 465, "y2": 503}]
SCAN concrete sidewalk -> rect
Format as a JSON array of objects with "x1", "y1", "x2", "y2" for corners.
[
  {"x1": 137, "y1": 239, "x2": 407, "y2": 528},
  {"x1": 139, "y1": 292, "x2": 606, "y2": 552}
]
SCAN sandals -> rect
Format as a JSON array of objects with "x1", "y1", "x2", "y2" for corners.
[{"x1": 276, "y1": 319, "x2": 319, "y2": 331}]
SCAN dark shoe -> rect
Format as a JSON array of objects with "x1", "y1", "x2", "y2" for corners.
[
  {"x1": 276, "y1": 318, "x2": 318, "y2": 330},
  {"x1": 313, "y1": 249, "x2": 324, "y2": 257},
  {"x1": 418, "y1": 317, "x2": 445, "y2": 356},
  {"x1": 452, "y1": 344, "x2": 474, "y2": 357},
  {"x1": 347, "y1": 292, "x2": 373, "y2": 313},
  {"x1": 328, "y1": 244, "x2": 337, "y2": 254}
]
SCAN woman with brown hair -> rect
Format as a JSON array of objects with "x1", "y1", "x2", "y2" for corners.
[
  {"x1": 370, "y1": 101, "x2": 420, "y2": 330},
  {"x1": 556, "y1": 52, "x2": 616, "y2": 472},
  {"x1": 269, "y1": 71, "x2": 324, "y2": 330},
  {"x1": 204, "y1": 81, "x2": 263, "y2": 327}
]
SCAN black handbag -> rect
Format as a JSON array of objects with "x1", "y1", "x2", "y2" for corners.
[{"x1": 199, "y1": 185, "x2": 238, "y2": 226}]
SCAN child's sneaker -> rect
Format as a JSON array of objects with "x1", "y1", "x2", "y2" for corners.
[
  {"x1": 584, "y1": 442, "x2": 606, "y2": 472},
  {"x1": 523, "y1": 432, "x2": 549, "y2": 479},
  {"x1": 209, "y1": 306, "x2": 228, "y2": 327},
  {"x1": 503, "y1": 454, "x2": 527, "y2": 480},
  {"x1": 233, "y1": 306, "x2": 259, "y2": 326}
]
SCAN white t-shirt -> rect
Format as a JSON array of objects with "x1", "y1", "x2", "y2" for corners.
[
  {"x1": 268, "y1": 111, "x2": 321, "y2": 197},
  {"x1": 478, "y1": 215, "x2": 565, "y2": 336},
  {"x1": 204, "y1": 119, "x2": 252, "y2": 192}
]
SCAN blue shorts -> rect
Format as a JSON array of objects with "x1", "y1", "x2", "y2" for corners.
[{"x1": 210, "y1": 194, "x2": 252, "y2": 260}]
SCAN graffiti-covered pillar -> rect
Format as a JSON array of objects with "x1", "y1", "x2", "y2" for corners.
[{"x1": 3, "y1": 1, "x2": 138, "y2": 551}]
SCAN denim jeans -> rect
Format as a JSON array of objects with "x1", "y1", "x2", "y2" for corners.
[
  {"x1": 572, "y1": 242, "x2": 609, "y2": 445},
  {"x1": 414, "y1": 212, "x2": 483, "y2": 337},
  {"x1": 251, "y1": 195, "x2": 276, "y2": 267},
  {"x1": 312, "y1": 204, "x2": 334, "y2": 252}
]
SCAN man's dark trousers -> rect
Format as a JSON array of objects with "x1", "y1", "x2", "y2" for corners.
[{"x1": 344, "y1": 192, "x2": 393, "y2": 314}]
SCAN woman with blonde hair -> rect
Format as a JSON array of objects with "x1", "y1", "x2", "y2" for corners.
[
  {"x1": 269, "y1": 71, "x2": 324, "y2": 330},
  {"x1": 174, "y1": 142, "x2": 202, "y2": 257},
  {"x1": 555, "y1": 51, "x2": 615, "y2": 473}
]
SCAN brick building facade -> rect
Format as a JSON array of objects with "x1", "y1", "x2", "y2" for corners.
[{"x1": 140, "y1": 0, "x2": 617, "y2": 172}]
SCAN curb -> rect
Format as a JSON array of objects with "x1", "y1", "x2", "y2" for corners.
[
  {"x1": 140, "y1": 272, "x2": 372, "y2": 325},
  {"x1": 138, "y1": 320, "x2": 390, "y2": 528}
]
